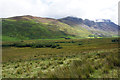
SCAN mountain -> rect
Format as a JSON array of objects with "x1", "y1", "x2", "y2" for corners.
[
  {"x1": 2, "y1": 15, "x2": 118, "y2": 41},
  {"x1": 59, "y1": 16, "x2": 118, "y2": 37}
]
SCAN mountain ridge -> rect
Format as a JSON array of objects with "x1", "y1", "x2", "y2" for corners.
[
  {"x1": 58, "y1": 16, "x2": 118, "y2": 35},
  {"x1": 2, "y1": 15, "x2": 119, "y2": 41}
]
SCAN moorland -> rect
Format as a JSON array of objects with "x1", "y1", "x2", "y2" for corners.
[
  {"x1": 2, "y1": 15, "x2": 120, "y2": 78},
  {"x1": 2, "y1": 38, "x2": 120, "y2": 78}
]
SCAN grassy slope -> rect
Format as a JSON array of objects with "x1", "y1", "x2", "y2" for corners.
[
  {"x1": 3, "y1": 19, "x2": 66, "y2": 40},
  {"x1": 2, "y1": 16, "x2": 93, "y2": 41}
]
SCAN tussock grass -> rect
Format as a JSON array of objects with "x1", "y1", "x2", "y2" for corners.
[{"x1": 2, "y1": 38, "x2": 119, "y2": 78}]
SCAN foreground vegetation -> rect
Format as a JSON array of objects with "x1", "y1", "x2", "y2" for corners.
[{"x1": 2, "y1": 38, "x2": 119, "y2": 78}]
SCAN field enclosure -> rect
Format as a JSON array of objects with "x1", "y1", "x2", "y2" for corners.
[{"x1": 2, "y1": 38, "x2": 120, "y2": 78}]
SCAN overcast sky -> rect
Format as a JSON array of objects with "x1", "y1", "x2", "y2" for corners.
[{"x1": 0, "y1": 0, "x2": 119, "y2": 24}]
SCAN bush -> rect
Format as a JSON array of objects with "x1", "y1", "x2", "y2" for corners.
[
  {"x1": 32, "y1": 44, "x2": 44, "y2": 48},
  {"x1": 56, "y1": 47, "x2": 63, "y2": 49},
  {"x1": 78, "y1": 43, "x2": 82, "y2": 45},
  {"x1": 111, "y1": 39, "x2": 119, "y2": 42},
  {"x1": 13, "y1": 43, "x2": 28, "y2": 47},
  {"x1": 3, "y1": 42, "x2": 60, "y2": 49},
  {"x1": 71, "y1": 41, "x2": 75, "y2": 43},
  {"x1": 59, "y1": 42, "x2": 66, "y2": 43},
  {"x1": 45, "y1": 44, "x2": 52, "y2": 47},
  {"x1": 2, "y1": 44, "x2": 15, "y2": 47}
]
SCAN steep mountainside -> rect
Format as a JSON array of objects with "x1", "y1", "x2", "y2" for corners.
[
  {"x1": 59, "y1": 16, "x2": 118, "y2": 37},
  {"x1": 2, "y1": 15, "x2": 118, "y2": 41}
]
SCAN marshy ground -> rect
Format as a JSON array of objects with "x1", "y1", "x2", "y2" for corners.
[{"x1": 2, "y1": 38, "x2": 120, "y2": 78}]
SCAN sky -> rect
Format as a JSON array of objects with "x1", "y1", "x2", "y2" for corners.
[{"x1": 0, "y1": 0, "x2": 119, "y2": 24}]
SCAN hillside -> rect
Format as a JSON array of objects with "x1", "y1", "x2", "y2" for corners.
[
  {"x1": 2, "y1": 15, "x2": 118, "y2": 41},
  {"x1": 59, "y1": 16, "x2": 118, "y2": 37}
]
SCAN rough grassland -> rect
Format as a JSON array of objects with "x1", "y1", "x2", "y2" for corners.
[{"x1": 2, "y1": 38, "x2": 119, "y2": 78}]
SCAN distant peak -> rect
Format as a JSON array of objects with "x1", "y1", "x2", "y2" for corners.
[
  {"x1": 65, "y1": 16, "x2": 82, "y2": 19},
  {"x1": 96, "y1": 19, "x2": 111, "y2": 22},
  {"x1": 65, "y1": 16, "x2": 77, "y2": 18},
  {"x1": 60, "y1": 16, "x2": 83, "y2": 21}
]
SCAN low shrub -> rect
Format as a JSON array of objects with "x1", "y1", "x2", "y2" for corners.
[
  {"x1": 51, "y1": 45, "x2": 57, "y2": 48},
  {"x1": 111, "y1": 39, "x2": 119, "y2": 42},
  {"x1": 2, "y1": 42, "x2": 61, "y2": 49},
  {"x1": 78, "y1": 43, "x2": 82, "y2": 45},
  {"x1": 71, "y1": 41, "x2": 75, "y2": 43},
  {"x1": 56, "y1": 47, "x2": 63, "y2": 49},
  {"x1": 32, "y1": 44, "x2": 44, "y2": 48}
]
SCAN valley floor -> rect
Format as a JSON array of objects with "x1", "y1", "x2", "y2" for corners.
[{"x1": 2, "y1": 38, "x2": 120, "y2": 78}]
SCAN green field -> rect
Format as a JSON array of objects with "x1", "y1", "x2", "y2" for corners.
[{"x1": 2, "y1": 38, "x2": 120, "y2": 78}]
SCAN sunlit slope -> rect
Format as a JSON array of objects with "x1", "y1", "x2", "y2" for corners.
[{"x1": 2, "y1": 15, "x2": 92, "y2": 40}]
